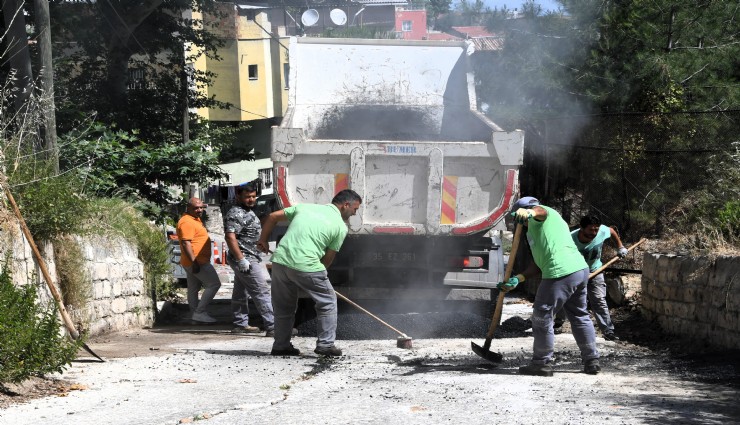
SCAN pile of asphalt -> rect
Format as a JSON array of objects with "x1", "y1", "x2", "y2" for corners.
[{"x1": 296, "y1": 312, "x2": 532, "y2": 340}]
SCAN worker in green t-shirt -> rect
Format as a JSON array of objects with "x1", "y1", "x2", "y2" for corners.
[
  {"x1": 571, "y1": 215, "x2": 628, "y2": 341},
  {"x1": 257, "y1": 189, "x2": 362, "y2": 357},
  {"x1": 497, "y1": 196, "x2": 600, "y2": 376}
]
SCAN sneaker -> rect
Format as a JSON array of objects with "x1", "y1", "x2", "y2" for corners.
[
  {"x1": 232, "y1": 325, "x2": 262, "y2": 334},
  {"x1": 584, "y1": 359, "x2": 601, "y2": 375},
  {"x1": 270, "y1": 346, "x2": 301, "y2": 356},
  {"x1": 314, "y1": 345, "x2": 342, "y2": 357},
  {"x1": 603, "y1": 332, "x2": 620, "y2": 341},
  {"x1": 191, "y1": 312, "x2": 217, "y2": 323},
  {"x1": 518, "y1": 363, "x2": 554, "y2": 377}
]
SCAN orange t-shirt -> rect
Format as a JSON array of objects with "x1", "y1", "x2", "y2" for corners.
[{"x1": 176, "y1": 214, "x2": 211, "y2": 266}]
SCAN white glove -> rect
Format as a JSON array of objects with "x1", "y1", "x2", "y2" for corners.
[
  {"x1": 617, "y1": 246, "x2": 628, "y2": 258},
  {"x1": 237, "y1": 257, "x2": 250, "y2": 273}
]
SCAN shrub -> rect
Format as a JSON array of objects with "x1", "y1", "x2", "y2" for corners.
[
  {"x1": 7, "y1": 160, "x2": 89, "y2": 242},
  {"x1": 0, "y1": 264, "x2": 81, "y2": 384}
]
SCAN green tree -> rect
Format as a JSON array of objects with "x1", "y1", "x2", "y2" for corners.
[
  {"x1": 45, "y1": 1, "x2": 235, "y2": 218},
  {"x1": 427, "y1": 0, "x2": 452, "y2": 28}
]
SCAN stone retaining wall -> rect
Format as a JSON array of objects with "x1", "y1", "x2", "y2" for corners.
[
  {"x1": 641, "y1": 253, "x2": 740, "y2": 350},
  {"x1": 3, "y1": 223, "x2": 153, "y2": 336}
]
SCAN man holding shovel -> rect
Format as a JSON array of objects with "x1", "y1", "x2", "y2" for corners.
[
  {"x1": 257, "y1": 189, "x2": 362, "y2": 357},
  {"x1": 498, "y1": 197, "x2": 600, "y2": 376},
  {"x1": 571, "y1": 215, "x2": 628, "y2": 341}
]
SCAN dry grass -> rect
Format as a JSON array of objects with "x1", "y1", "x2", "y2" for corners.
[{"x1": 52, "y1": 235, "x2": 91, "y2": 327}]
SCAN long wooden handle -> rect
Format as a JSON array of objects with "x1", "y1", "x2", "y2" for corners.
[
  {"x1": 335, "y1": 290, "x2": 409, "y2": 338},
  {"x1": 588, "y1": 238, "x2": 647, "y2": 279},
  {"x1": 3, "y1": 183, "x2": 80, "y2": 339},
  {"x1": 486, "y1": 224, "x2": 523, "y2": 339}
]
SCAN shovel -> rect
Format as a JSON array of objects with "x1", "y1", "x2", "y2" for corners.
[
  {"x1": 335, "y1": 290, "x2": 413, "y2": 349},
  {"x1": 471, "y1": 223, "x2": 524, "y2": 363}
]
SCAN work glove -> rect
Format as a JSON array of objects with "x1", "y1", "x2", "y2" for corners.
[
  {"x1": 237, "y1": 257, "x2": 250, "y2": 273},
  {"x1": 617, "y1": 246, "x2": 628, "y2": 258},
  {"x1": 497, "y1": 274, "x2": 525, "y2": 293},
  {"x1": 512, "y1": 208, "x2": 534, "y2": 224}
]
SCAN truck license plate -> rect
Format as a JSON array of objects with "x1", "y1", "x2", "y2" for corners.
[{"x1": 358, "y1": 251, "x2": 417, "y2": 265}]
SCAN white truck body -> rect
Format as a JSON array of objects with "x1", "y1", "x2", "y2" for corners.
[{"x1": 271, "y1": 38, "x2": 523, "y2": 298}]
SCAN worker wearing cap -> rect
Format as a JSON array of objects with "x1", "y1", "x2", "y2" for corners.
[
  {"x1": 498, "y1": 196, "x2": 600, "y2": 376},
  {"x1": 572, "y1": 215, "x2": 628, "y2": 341}
]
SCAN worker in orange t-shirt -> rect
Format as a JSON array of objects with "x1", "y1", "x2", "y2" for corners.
[{"x1": 176, "y1": 197, "x2": 221, "y2": 323}]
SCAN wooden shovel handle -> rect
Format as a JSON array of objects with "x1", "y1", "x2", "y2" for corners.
[
  {"x1": 3, "y1": 183, "x2": 80, "y2": 339},
  {"x1": 588, "y1": 238, "x2": 647, "y2": 279},
  {"x1": 486, "y1": 224, "x2": 523, "y2": 339}
]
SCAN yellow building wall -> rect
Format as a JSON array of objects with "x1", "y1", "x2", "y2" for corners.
[{"x1": 194, "y1": 7, "x2": 289, "y2": 122}]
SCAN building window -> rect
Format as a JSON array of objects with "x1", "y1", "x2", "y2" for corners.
[
  {"x1": 402, "y1": 20, "x2": 412, "y2": 32},
  {"x1": 248, "y1": 64, "x2": 258, "y2": 80},
  {"x1": 128, "y1": 67, "x2": 146, "y2": 90},
  {"x1": 283, "y1": 63, "x2": 290, "y2": 89}
]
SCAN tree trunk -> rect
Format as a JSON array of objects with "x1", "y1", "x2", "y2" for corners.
[{"x1": 33, "y1": 0, "x2": 58, "y2": 172}]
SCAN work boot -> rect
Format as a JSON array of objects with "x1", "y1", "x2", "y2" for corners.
[
  {"x1": 232, "y1": 325, "x2": 262, "y2": 334},
  {"x1": 314, "y1": 345, "x2": 342, "y2": 357},
  {"x1": 603, "y1": 332, "x2": 620, "y2": 341},
  {"x1": 584, "y1": 359, "x2": 601, "y2": 375},
  {"x1": 518, "y1": 363, "x2": 553, "y2": 377},
  {"x1": 270, "y1": 345, "x2": 301, "y2": 356},
  {"x1": 191, "y1": 311, "x2": 217, "y2": 323}
]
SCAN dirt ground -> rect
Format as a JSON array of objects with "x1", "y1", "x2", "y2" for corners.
[{"x1": 2, "y1": 275, "x2": 739, "y2": 411}]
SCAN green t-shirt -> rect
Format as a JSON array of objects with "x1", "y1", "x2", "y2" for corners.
[
  {"x1": 525, "y1": 206, "x2": 588, "y2": 279},
  {"x1": 571, "y1": 225, "x2": 611, "y2": 272},
  {"x1": 271, "y1": 203, "x2": 348, "y2": 272}
]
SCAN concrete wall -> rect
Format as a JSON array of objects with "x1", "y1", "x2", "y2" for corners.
[
  {"x1": 641, "y1": 253, "x2": 740, "y2": 350},
  {"x1": 3, "y1": 224, "x2": 152, "y2": 337}
]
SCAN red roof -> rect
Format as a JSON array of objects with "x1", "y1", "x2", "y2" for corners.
[
  {"x1": 451, "y1": 26, "x2": 495, "y2": 38},
  {"x1": 424, "y1": 31, "x2": 462, "y2": 41}
]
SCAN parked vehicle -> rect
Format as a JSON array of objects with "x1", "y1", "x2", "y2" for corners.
[{"x1": 269, "y1": 38, "x2": 524, "y2": 305}]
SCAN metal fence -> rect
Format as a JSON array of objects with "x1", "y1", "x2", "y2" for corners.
[{"x1": 518, "y1": 110, "x2": 740, "y2": 242}]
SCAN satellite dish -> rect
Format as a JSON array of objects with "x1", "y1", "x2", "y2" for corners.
[
  {"x1": 330, "y1": 9, "x2": 347, "y2": 26},
  {"x1": 301, "y1": 9, "x2": 319, "y2": 27}
]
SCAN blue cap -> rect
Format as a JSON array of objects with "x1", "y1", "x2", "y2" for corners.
[{"x1": 511, "y1": 196, "x2": 539, "y2": 212}]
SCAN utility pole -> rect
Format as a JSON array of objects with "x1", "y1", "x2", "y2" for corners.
[{"x1": 34, "y1": 0, "x2": 59, "y2": 173}]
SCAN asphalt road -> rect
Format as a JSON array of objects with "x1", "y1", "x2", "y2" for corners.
[{"x1": 2, "y1": 300, "x2": 739, "y2": 425}]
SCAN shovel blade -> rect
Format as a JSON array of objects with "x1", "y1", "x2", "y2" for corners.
[{"x1": 471, "y1": 341, "x2": 503, "y2": 363}]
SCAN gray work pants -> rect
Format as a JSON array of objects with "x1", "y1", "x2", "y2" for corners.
[
  {"x1": 531, "y1": 267, "x2": 599, "y2": 365},
  {"x1": 270, "y1": 263, "x2": 337, "y2": 351},
  {"x1": 588, "y1": 273, "x2": 614, "y2": 334},
  {"x1": 555, "y1": 272, "x2": 615, "y2": 334},
  {"x1": 185, "y1": 263, "x2": 221, "y2": 314},
  {"x1": 227, "y1": 255, "x2": 274, "y2": 331}
]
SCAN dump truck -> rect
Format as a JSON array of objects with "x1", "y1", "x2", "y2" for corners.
[{"x1": 270, "y1": 38, "x2": 524, "y2": 306}]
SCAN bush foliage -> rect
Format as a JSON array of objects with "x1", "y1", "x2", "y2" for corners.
[{"x1": 0, "y1": 265, "x2": 81, "y2": 384}]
